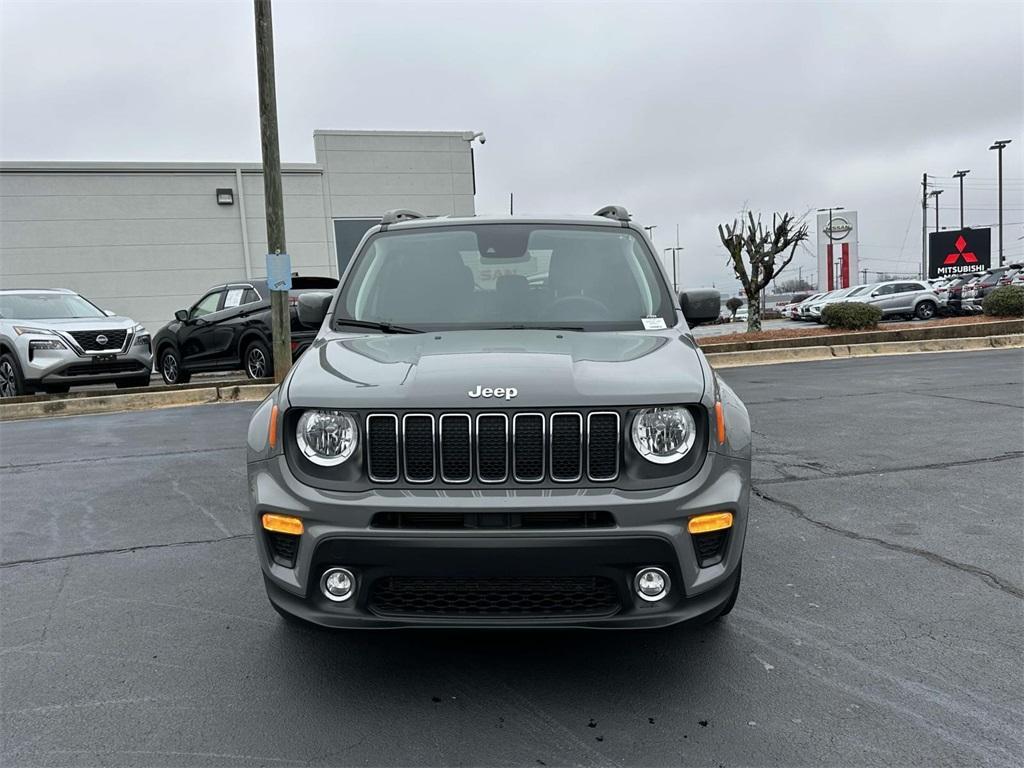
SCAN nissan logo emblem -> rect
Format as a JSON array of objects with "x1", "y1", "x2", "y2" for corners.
[
  {"x1": 95, "y1": 334, "x2": 108, "y2": 346},
  {"x1": 824, "y1": 216, "x2": 853, "y2": 241}
]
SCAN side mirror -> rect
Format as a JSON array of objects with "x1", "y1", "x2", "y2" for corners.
[
  {"x1": 297, "y1": 291, "x2": 333, "y2": 328},
  {"x1": 679, "y1": 288, "x2": 721, "y2": 327},
  {"x1": 174, "y1": 309, "x2": 189, "y2": 322}
]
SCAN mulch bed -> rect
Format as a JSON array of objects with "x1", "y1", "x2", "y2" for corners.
[{"x1": 695, "y1": 314, "x2": 1005, "y2": 346}]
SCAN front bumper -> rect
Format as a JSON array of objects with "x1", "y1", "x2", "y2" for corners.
[
  {"x1": 20, "y1": 334, "x2": 152, "y2": 388},
  {"x1": 249, "y1": 450, "x2": 750, "y2": 629}
]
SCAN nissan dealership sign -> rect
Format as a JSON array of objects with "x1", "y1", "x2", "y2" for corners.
[
  {"x1": 928, "y1": 228, "x2": 991, "y2": 278},
  {"x1": 816, "y1": 210, "x2": 859, "y2": 291}
]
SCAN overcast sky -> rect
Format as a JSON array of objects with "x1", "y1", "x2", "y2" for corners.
[{"x1": 1, "y1": 0, "x2": 1021, "y2": 289}]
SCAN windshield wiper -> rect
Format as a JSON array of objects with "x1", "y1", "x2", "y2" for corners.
[
  {"x1": 333, "y1": 318, "x2": 423, "y2": 334},
  {"x1": 500, "y1": 324, "x2": 586, "y2": 332}
]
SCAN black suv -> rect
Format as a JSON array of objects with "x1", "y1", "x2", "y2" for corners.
[{"x1": 153, "y1": 277, "x2": 337, "y2": 384}]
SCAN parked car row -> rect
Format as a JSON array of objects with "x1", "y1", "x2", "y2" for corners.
[
  {"x1": 0, "y1": 276, "x2": 338, "y2": 397},
  {"x1": 936, "y1": 264, "x2": 1022, "y2": 314},
  {"x1": 785, "y1": 279, "x2": 941, "y2": 322}
]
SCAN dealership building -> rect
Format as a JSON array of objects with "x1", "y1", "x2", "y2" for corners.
[{"x1": 0, "y1": 130, "x2": 478, "y2": 331}]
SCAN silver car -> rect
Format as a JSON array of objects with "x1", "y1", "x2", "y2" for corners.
[
  {"x1": 806, "y1": 285, "x2": 874, "y2": 322},
  {"x1": 0, "y1": 288, "x2": 153, "y2": 397},
  {"x1": 851, "y1": 279, "x2": 941, "y2": 320},
  {"x1": 248, "y1": 207, "x2": 750, "y2": 630}
]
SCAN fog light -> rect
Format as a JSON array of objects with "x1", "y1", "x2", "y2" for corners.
[
  {"x1": 635, "y1": 567, "x2": 670, "y2": 602},
  {"x1": 320, "y1": 567, "x2": 355, "y2": 602}
]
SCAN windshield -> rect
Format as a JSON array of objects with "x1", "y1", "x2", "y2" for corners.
[
  {"x1": 0, "y1": 292, "x2": 105, "y2": 320},
  {"x1": 846, "y1": 285, "x2": 871, "y2": 297},
  {"x1": 335, "y1": 224, "x2": 675, "y2": 331}
]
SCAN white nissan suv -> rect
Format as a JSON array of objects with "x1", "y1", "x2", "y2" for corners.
[{"x1": 0, "y1": 288, "x2": 153, "y2": 397}]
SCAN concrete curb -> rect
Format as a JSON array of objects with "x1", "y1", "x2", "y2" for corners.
[
  {"x1": 699, "y1": 318, "x2": 1023, "y2": 354},
  {"x1": 0, "y1": 382, "x2": 276, "y2": 422},
  {"x1": 707, "y1": 333, "x2": 1024, "y2": 368}
]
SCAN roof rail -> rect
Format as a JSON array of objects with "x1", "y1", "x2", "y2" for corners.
[
  {"x1": 593, "y1": 205, "x2": 631, "y2": 223},
  {"x1": 380, "y1": 209, "x2": 424, "y2": 226}
]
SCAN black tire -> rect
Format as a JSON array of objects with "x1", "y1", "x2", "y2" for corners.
[
  {"x1": 915, "y1": 301, "x2": 937, "y2": 321},
  {"x1": 0, "y1": 353, "x2": 26, "y2": 398},
  {"x1": 244, "y1": 339, "x2": 271, "y2": 380},
  {"x1": 159, "y1": 347, "x2": 190, "y2": 385},
  {"x1": 115, "y1": 375, "x2": 151, "y2": 389},
  {"x1": 707, "y1": 562, "x2": 742, "y2": 622}
]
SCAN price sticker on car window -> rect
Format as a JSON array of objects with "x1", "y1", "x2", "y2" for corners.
[
  {"x1": 642, "y1": 316, "x2": 667, "y2": 330},
  {"x1": 224, "y1": 288, "x2": 244, "y2": 308}
]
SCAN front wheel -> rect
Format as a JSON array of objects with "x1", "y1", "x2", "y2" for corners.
[
  {"x1": 244, "y1": 340, "x2": 271, "y2": 380},
  {"x1": 159, "y1": 348, "x2": 190, "y2": 385},
  {"x1": 0, "y1": 354, "x2": 26, "y2": 398},
  {"x1": 915, "y1": 300, "x2": 937, "y2": 321}
]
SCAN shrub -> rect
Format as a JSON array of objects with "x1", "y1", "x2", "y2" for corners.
[
  {"x1": 982, "y1": 285, "x2": 1024, "y2": 317},
  {"x1": 820, "y1": 302, "x2": 883, "y2": 330}
]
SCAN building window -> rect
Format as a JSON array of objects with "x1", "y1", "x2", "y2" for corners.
[{"x1": 334, "y1": 219, "x2": 380, "y2": 277}]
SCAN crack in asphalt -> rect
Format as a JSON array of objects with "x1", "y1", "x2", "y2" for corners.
[
  {"x1": 753, "y1": 451, "x2": 1024, "y2": 485},
  {"x1": 751, "y1": 486, "x2": 1024, "y2": 599},
  {"x1": 916, "y1": 391, "x2": 1024, "y2": 410},
  {"x1": 0, "y1": 534, "x2": 253, "y2": 569},
  {"x1": 0, "y1": 444, "x2": 240, "y2": 473}
]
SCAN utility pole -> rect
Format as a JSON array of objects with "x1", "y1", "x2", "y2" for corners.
[
  {"x1": 664, "y1": 247, "x2": 683, "y2": 294},
  {"x1": 953, "y1": 169, "x2": 969, "y2": 229},
  {"x1": 254, "y1": 0, "x2": 290, "y2": 383},
  {"x1": 929, "y1": 189, "x2": 943, "y2": 233},
  {"x1": 509, "y1": 192, "x2": 514, "y2": 215},
  {"x1": 989, "y1": 139, "x2": 1012, "y2": 266}
]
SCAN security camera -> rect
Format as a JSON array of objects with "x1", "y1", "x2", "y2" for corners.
[
  {"x1": 477, "y1": 134, "x2": 486, "y2": 144},
  {"x1": 463, "y1": 131, "x2": 486, "y2": 145}
]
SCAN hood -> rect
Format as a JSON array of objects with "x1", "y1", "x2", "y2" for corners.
[
  {"x1": 14, "y1": 316, "x2": 136, "y2": 331},
  {"x1": 286, "y1": 330, "x2": 708, "y2": 410}
]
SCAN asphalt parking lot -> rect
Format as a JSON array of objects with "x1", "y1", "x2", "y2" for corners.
[{"x1": 1, "y1": 349, "x2": 1022, "y2": 767}]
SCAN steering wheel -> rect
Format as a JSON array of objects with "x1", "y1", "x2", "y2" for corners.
[{"x1": 545, "y1": 294, "x2": 611, "y2": 321}]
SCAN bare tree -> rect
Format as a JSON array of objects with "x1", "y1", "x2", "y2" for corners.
[{"x1": 718, "y1": 211, "x2": 809, "y2": 332}]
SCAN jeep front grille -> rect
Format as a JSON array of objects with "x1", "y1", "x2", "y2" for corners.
[{"x1": 366, "y1": 410, "x2": 620, "y2": 485}]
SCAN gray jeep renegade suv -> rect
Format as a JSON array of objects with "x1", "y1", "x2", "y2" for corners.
[{"x1": 247, "y1": 207, "x2": 751, "y2": 629}]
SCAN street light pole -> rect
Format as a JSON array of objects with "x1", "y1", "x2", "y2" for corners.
[
  {"x1": 929, "y1": 190, "x2": 943, "y2": 232},
  {"x1": 816, "y1": 206, "x2": 843, "y2": 289},
  {"x1": 643, "y1": 225, "x2": 657, "y2": 244},
  {"x1": 952, "y1": 169, "x2": 970, "y2": 230},
  {"x1": 989, "y1": 140, "x2": 1012, "y2": 266}
]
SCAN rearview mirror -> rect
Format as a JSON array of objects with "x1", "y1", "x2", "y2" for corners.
[
  {"x1": 174, "y1": 309, "x2": 189, "y2": 322},
  {"x1": 297, "y1": 291, "x2": 333, "y2": 328},
  {"x1": 679, "y1": 289, "x2": 721, "y2": 326}
]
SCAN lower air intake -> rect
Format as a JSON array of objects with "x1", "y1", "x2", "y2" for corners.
[{"x1": 369, "y1": 576, "x2": 620, "y2": 617}]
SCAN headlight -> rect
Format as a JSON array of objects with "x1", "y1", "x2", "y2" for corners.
[
  {"x1": 631, "y1": 406, "x2": 696, "y2": 464},
  {"x1": 29, "y1": 339, "x2": 68, "y2": 354},
  {"x1": 133, "y1": 333, "x2": 151, "y2": 349},
  {"x1": 296, "y1": 409, "x2": 358, "y2": 466}
]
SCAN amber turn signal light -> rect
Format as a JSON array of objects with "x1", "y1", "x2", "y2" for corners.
[
  {"x1": 687, "y1": 512, "x2": 733, "y2": 535},
  {"x1": 261, "y1": 513, "x2": 303, "y2": 535},
  {"x1": 715, "y1": 402, "x2": 726, "y2": 445},
  {"x1": 268, "y1": 404, "x2": 279, "y2": 448}
]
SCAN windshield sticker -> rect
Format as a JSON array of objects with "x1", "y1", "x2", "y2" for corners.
[{"x1": 641, "y1": 317, "x2": 667, "y2": 330}]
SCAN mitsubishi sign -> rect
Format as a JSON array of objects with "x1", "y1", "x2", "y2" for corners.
[
  {"x1": 928, "y1": 228, "x2": 991, "y2": 278},
  {"x1": 816, "y1": 210, "x2": 859, "y2": 291}
]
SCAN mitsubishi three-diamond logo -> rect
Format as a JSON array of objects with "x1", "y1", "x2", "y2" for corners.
[{"x1": 943, "y1": 235, "x2": 978, "y2": 266}]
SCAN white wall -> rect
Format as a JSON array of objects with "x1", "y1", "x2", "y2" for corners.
[{"x1": 0, "y1": 130, "x2": 476, "y2": 332}]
